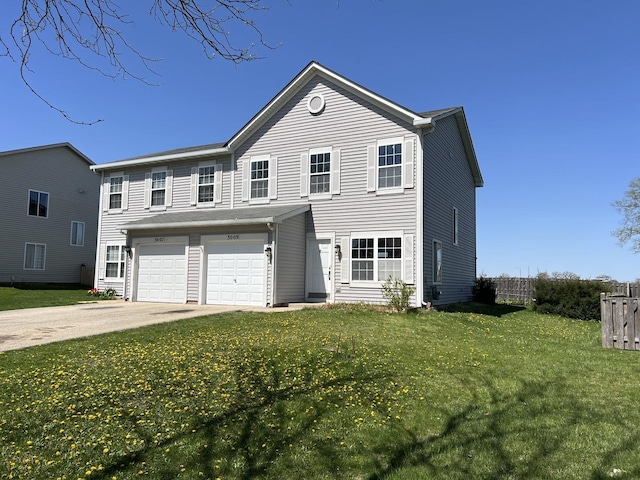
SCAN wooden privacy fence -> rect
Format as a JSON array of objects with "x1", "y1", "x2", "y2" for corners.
[
  {"x1": 489, "y1": 277, "x2": 535, "y2": 303},
  {"x1": 80, "y1": 264, "x2": 94, "y2": 287},
  {"x1": 601, "y1": 294, "x2": 640, "y2": 350}
]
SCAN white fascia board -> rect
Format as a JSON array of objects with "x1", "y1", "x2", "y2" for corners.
[{"x1": 91, "y1": 146, "x2": 230, "y2": 171}]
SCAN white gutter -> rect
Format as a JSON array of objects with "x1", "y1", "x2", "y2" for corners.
[{"x1": 91, "y1": 146, "x2": 230, "y2": 171}]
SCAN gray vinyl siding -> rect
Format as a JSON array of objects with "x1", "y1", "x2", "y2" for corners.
[
  {"x1": 233, "y1": 76, "x2": 418, "y2": 305},
  {"x1": 423, "y1": 115, "x2": 477, "y2": 305},
  {"x1": 188, "y1": 234, "x2": 201, "y2": 303},
  {"x1": 274, "y1": 213, "x2": 306, "y2": 305},
  {"x1": 0, "y1": 145, "x2": 99, "y2": 284}
]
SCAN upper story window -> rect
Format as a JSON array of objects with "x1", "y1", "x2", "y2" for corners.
[
  {"x1": 190, "y1": 162, "x2": 223, "y2": 206},
  {"x1": 28, "y1": 190, "x2": 49, "y2": 218},
  {"x1": 367, "y1": 136, "x2": 415, "y2": 193},
  {"x1": 144, "y1": 168, "x2": 173, "y2": 209},
  {"x1": 105, "y1": 172, "x2": 129, "y2": 213},
  {"x1": 24, "y1": 243, "x2": 46, "y2": 270},
  {"x1": 242, "y1": 155, "x2": 277, "y2": 203},
  {"x1": 70, "y1": 221, "x2": 85, "y2": 246},
  {"x1": 300, "y1": 148, "x2": 341, "y2": 198}
]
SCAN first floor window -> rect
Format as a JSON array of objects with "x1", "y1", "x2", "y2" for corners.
[
  {"x1": 433, "y1": 240, "x2": 442, "y2": 283},
  {"x1": 28, "y1": 190, "x2": 49, "y2": 217},
  {"x1": 352, "y1": 236, "x2": 403, "y2": 282},
  {"x1": 24, "y1": 243, "x2": 46, "y2": 270},
  {"x1": 71, "y1": 221, "x2": 85, "y2": 246},
  {"x1": 106, "y1": 245, "x2": 125, "y2": 278},
  {"x1": 251, "y1": 158, "x2": 269, "y2": 199}
]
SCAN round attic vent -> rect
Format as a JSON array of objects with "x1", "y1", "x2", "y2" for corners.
[{"x1": 307, "y1": 94, "x2": 325, "y2": 115}]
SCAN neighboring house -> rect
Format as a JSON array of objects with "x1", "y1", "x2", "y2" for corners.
[
  {"x1": 91, "y1": 61, "x2": 483, "y2": 307},
  {"x1": 0, "y1": 143, "x2": 100, "y2": 284}
]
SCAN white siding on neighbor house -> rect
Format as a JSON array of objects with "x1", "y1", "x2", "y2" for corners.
[
  {"x1": 232, "y1": 76, "x2": 419, "y2": 305},
  {"x1": 423, "y1": 114, "x2": 477, "y2": 305},
  {"x1": 274, "y1": 213, "x2": 307, "y2": 305},
  {"x1": 0, "y1": 145, "x2": 99, "y2": 284}
]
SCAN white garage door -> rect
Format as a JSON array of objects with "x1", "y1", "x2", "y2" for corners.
[
  {"x1": 137, "y1": 244, "x2": 187, "y2": 303},
  {"x1": 206, "y1": 242, "x2": 265, "y2": 306}
]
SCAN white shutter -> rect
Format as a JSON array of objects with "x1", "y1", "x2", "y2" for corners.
[
  {"x1": 242, "y1": 159, "x2": 249, "y2": 201},
  {"x1": 300, "y1": 152, "x2": 309, "y2": 197},
  {"x1": 214, "y1": 163, "x2": 223, "y2": 204},
  {"x1": 144, "y1": 173, "x2": 151, "y2": 209},
  {"x1": 165, "y1": 170, "x2": 173, "y2": 206},
  {"x1": 102, "y1": 179, "x2": 110, "y2": 212},
  {"x1": 331, "y1": 148, "x2": 341, "y2": 195},
  {"x1": 98, "y1": 243, "x2": 106, "y2": 280},
  {"x1": 122, "y1": 175, "x2": 129, "y2": 210},
  {"x1": 403, "y1": 138, "x2": 415, "y2": 189},
  {"x1": 340, "y1": 236, "x2": 350, "y2": 284},
  {"x1": 403, "y1": 234, "x2": 414, "y2": 284},
  {"x1": 269, "y1": 156, "x2": 278, "y2": 200},
  {"x1": 190, "y1": 167, "x2": 198, "y2": 205},
  {"x1": 367, "y1": 145, "x2": 376, "y2": 192}
]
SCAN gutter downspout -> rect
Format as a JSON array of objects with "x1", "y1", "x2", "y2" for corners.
[
  {"x1": 94, "y1": 172, "x2": 105, "y2": 290},
  {"x1": 267, "y1": 222, "x2": 276, "y2": 307},
  {"x1": 416, "y1": 123, "x2": 436, "y2": 307}
]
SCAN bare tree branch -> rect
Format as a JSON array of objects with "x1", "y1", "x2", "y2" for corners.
[
  {"x1": 1, "y1": 0, "x2": 277, "y2": 124},
  {"x1": 612, "y1": 177, "x2": 640, "y2": 253}
]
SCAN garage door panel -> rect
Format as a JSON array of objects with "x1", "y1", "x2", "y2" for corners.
[
  {"x1": 137, "y1": 244, "x2": 186, "y2": 303},
  {"x1": 206, "y1": 241, "x2": 265, "y2": 306}
]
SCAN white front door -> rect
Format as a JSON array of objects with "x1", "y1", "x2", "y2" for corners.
[
  {"x1": 306, "y1": 239, "x2": 332, "y2": 300},
  {"x1": 136, "y1": 244, "x2": 187, "y2": 303},
  {"x1": 206, "y1": 242, "x2": 265, "y2": 306}
]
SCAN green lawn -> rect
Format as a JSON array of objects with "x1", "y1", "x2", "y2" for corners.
[
  {"x1": 1, "y1": 303, "x2": 638, "y2": 479},
  {"x1": 0, "y1": 284, "x2": 91, "y2": 311}
]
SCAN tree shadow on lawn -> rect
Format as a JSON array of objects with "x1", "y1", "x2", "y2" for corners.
[
  {"x1": 439, "y1": 302, "x2": 526, "y2": 317},
  {"x1": 88, "y1": 362, "x2": 640, "y2": 480}
]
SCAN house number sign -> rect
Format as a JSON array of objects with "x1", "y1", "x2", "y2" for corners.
[
  {"x1": 154, "y1": 237, "x2": 166, "y2": 243},
  {"x1": 227, "y1": 234, "x2": 240, "y2": 240}
]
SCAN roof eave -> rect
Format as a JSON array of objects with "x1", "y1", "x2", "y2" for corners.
[{"x1": 91, "y1": 146, "x2": 231, "y2": 172}]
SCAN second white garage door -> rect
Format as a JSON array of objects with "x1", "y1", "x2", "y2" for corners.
[
  {"x1": 206, "y1": 242, "x2": 265, "y2": 306},
  {"x1": 137, "y1": 244, "x2": 187, "y2": 303}
]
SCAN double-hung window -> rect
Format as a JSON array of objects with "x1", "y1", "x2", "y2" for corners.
[
  {"x1": 28, "y1": 190, "x2": 49, "y2": 217},
  {"x1": 243, "y1": 155, "x2": 277, "y2": 202},
  {"x1": 190, "y1": 162, "x2": 222, "y2": 206},
  {"x1": 310, "y1": 150, "x2": 331, "y2": 194},
  {"x1": 300, "y1": 148, "x2": 341, "y2": 198},
  {"x1": 367, "y1": 136, "x2": 414, "y2": 193},
  {"x1": 251, "y1": 158, "x2": 269, "y2": 199},
  {"x1": 144, "y1": 168, "x2": 172, "y2": 209},
  {"x1": 105, "y1": 245, "x2": 125, "y2": 279},
  {"x1": 24, "y1": 243, "x2": 46, "y2": 270},
  {"x1": 105, "y1": 172, "x2": 128, "y2": 213},
  {"x1": 70, "y1": 221, "x2": 85, "y2": 246},
  {"x1": 109, "y1": 176, "x2": 123, "y2": 209},
  {"x1": 198, "y1": 165, "x2": 216, "y2": 203},
  {"x1": 350, "y1": 233, "x2": 408, "y2": 283}
]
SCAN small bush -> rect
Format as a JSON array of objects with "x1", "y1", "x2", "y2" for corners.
[
  {"x1": 381, "y1": 276, "x2": 415, "y2": 311},
  {"x1": 533, "y1": 276, "x2": 608, "y2": 321},
  {"x1": 473, "y1": 276, "x2": 496, "y2": 304}
]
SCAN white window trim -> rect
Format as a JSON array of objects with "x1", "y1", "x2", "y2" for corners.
[
  {"x1": 27, "y1": 189, "x2": 49, "y2": 218},
  {"x1": 145, "y1": 167, "x2": 173, "y2": 210},
  {"x1": 102, "y1": 243, "x2": 127, "y2": 281},
  {"x1": 367, "y1": 136, "x2": 415, "y2": 194},
  {"x1": 70, "y1": 221, "x2": 85, "y2": 247},
  {"x1": 433, "y1": 239, "x2": 443, "y2": 285},
  {"x1": 243, "y1": 154, "x2": 277, "y2": 204},
  {"x1": 24, "y1": 242, "x2": 46, "y2": 270},
  {"x1": 348, "y1": 230, "x2": 413, "y2": 288},
  {"x1": 191, "y1": 161, "x2": 223, "y2": 207},
  {"x1": 453, "y1": 207, "x2": 459, "y2": 246},
  {"x1": 105, "y1": 171, "x2": 129, "y2": 214}
]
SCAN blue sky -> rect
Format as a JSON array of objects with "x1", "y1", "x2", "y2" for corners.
[{"x1": 1, "y1": 1, "x2": 639, "y2": 281}]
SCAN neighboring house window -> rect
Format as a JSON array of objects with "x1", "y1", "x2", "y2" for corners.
[
  {"x1": 367, "y1": 137, "x2": 415, "y2": 193},
  {"x1": 144, "y1": 168, "x2": 172, "y2": 209},
  {"x1": 310, "y1": 150, "x2": 331, "y2": 194},
  {"x1": 251, "y1": 157, "x2": 269, "y2": 199},
  {"x1": 151, "y1": 170, "x2": 167, "y2": 206},
  {"x1": 70, "y1": 221, "x2": 85, "y2": 246},
  {"x1": 453, "y1": 208, "x2": 459, "y2": 246},
  {"x1": 433, "y1": 240, "x2": 442, "y2": 284},
  {"x1": 28, "y1": 190, "x2": 49, "y2": 217},
  {"x1": 24, "y1": 243, "x2": 46, "y2": 270},
  {"x1": 105, "y1": 245, "x2": 125, "y2": 279},
  {"x1": 351, "y1": 235, "x2": 403, "y2": 282},
  {"x1": 378, "y1": 141, "x2": 402, "y2": 189},
  {"x1": 109, "y1": 176, "x2": 123, "y2": 209}
]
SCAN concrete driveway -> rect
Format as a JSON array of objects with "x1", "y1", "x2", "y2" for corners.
[{"x1": 0, "y1": 300, "x2": 307, "y2": 352}]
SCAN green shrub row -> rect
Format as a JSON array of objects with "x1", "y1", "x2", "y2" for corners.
[{"x1": 533, "y1": 277, "x2": 609, "y2": 321}]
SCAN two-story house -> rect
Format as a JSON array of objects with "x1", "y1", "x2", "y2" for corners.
[
  {"x1": 91, "y1": 61, "x2": 483, "y2": 307},
  {"x1": 0, "y1": 143, "x2": 100, "y2": 285}
]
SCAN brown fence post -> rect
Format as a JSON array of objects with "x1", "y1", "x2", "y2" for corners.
[{"x1": 601, "y1": 293, "x2": 613, "y2": 348}]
